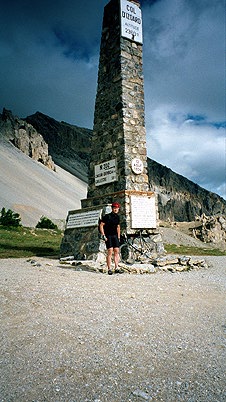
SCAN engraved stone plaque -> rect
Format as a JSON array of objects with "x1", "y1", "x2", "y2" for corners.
[
  {"x1": 131, "y1": 158, "x2": 144, "y2": 174},
  {"x1": 95, "y1": 159, "x2": 117, "y2": 186},
  {"x1": 131, "y1": 194, "x2": 156, "y2": 229},
  {"x1": 66, "y1": 210, "x2": 101, "y2": 229}
]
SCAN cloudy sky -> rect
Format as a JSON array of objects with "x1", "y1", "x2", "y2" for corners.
[{"x1": 0, "y1": 0, "x2": 225, "y2": 199}]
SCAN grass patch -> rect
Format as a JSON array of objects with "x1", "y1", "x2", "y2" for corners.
[
  {"x1": 0, "y1": 226, "x2": 225, "y2": 259},
  {"x1": 0, "y1": 226, "x2": 63, "y2": 258},
  {"x1": 165, "y1": 243, "x2": 226, "y2": 256}
]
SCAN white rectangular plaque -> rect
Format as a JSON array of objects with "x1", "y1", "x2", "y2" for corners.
[
  {"x1": 95, "y1": 159, "x2": 117, "y2": 187},
  {"x1": 66, "y1": 210, "x2": 101, "y2": 229},
  {"x1": 131, "y1": 195, "x2": 157, "y2": 229},
  {"x1": 120, "y1": 0, "x2": 143, "y2": 44}
]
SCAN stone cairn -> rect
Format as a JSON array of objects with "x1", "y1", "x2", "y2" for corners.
[
  {"x1": 60, "y1": 0, "x2": 164, "y2": 265},
  {"x1": 60, "y1": 0, "x2": 208, "y2": 272}
]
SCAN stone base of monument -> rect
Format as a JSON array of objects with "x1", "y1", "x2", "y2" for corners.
[
  {"x1": 60, "y1": 191, "x2": 165, "y2": 264},
  {"x1": 59, "y1": 255, "x2": 208, "y2": 274},
  {"x1": 60, "y1": 225, "x2": 107, "y2": 263},
  {"x1": 81, "y1": 190, "x2": 158, "y2": 236},
  {"x1": 60, "y1": 207, "x2": 208, "y2": 274},
  {"x1": 60, "y1": 204, "x2": 110, "y2": 262},
  {"x1": 60, "y1": 225, "x2": 165, "y2": 263},
  {"x1": 60, "y1": 217, "x2": 165, "y2": 265}
]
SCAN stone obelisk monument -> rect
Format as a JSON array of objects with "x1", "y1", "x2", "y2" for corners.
[{"x1": 60, "y1": 0, "x2": 162, "y2": 261}]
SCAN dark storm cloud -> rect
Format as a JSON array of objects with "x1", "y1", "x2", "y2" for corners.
[
  {"x1": 142, "y1": 0, "x2": 225, "y2": 198},
  {"x1": 0, "y1": 0, "x2": 225, "y2": 198},
  {"x1": 0, "y1": 0, "x2": 107, "y2": 125}
]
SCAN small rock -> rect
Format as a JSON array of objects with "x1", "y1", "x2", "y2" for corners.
[{"x1": 132, "y1": 389, "x2": 151, "y2": 400}]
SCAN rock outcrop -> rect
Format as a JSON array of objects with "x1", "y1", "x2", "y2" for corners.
[
  {"x1": 148, "y1": 159, "x2": 226, "y2": 221},
  {"x1": 25, "y1": 112, "x2": 92, "y2": 182},
  {"x1": 193, "y1": 214, "x2": 226, "y2": 247},
  {"x1": 1, "y1": 108, "x2": 226, "y2": 224},
  {"x1": 25, "y1": 112, "x2": 226, "y2": 222},
  {"x1": 0, "y1": 108, "x2": 55, "y2": 170}
]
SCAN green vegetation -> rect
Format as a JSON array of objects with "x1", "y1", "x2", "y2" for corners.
[
  {"x1": 0, "y1": 207, "x2": 21, "y2": 227},
  {"x1": 165, "y1": 243, "x2": 226, "y2": 256},
  {"x1": 36, "y1": 216, "x2": 58, "y2": 230},
  {"x1": 0, "y1": 226, "x2": 63, "y2": 258},
  {"x1": 0, "y1": 225, "x2": 225, "y2": 259}
]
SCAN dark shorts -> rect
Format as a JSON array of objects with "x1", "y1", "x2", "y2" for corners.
[{"x1": 105, "y1": 235, "x2": 120, "y2": 249}]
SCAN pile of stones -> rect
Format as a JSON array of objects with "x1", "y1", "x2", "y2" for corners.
[{"x1": 60, "y1": 255, "x2": 208, "y2": 274}]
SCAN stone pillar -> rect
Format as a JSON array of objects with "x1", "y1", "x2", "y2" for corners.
[
  {"x1": 60, "y1": 0, "x2": 163, "y2": 261},
  {"x1": 86, "y1": 0, "x2": 148, "y2": 199},
  {"x1": 82, "y1": 0, "x2": 155, "y2": 232}
]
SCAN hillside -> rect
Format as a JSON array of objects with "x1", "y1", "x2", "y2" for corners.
[
  {"x1": 0, "y1": 139, "x2": 87, "y2": 227},
  {"x1": 26, "y1": 111, "x2": 226, "y2": 222},
  {"x1": 26, "y1": 111, "x2": 92, "y2": 182},
  {"x1": 0, "y1": 108, "x2": 225, "y2": 227},
  {"x1": 148, "y1": 159, "x2": 226, "y2": 221}
]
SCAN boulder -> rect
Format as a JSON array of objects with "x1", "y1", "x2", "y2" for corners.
[{"x1": 193, "y1": 214, "x2": 226, "y2": 246}]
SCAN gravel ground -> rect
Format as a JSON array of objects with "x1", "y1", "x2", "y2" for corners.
[
  {"x1": 160, "y1": 227, "x2": 225, "y2": 250},
  {"x1": 0, "y1": 256, "x2": 225, "y2": 402}
]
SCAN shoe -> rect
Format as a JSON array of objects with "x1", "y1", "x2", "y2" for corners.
[
  {"x1": 115, "y1": 268, "x2": 123, "y2": 274},
  {"x1": 108, "y1": 270, "x2": 113, "y2": 275}
]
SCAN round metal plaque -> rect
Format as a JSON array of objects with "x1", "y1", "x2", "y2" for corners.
[{"x1": 131, "y1": 158, "x2": 144, "y2": 174}]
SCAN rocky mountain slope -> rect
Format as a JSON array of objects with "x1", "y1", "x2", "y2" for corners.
[
  {"x1": 26, "y1": 111, "x2": 92, "y2": 182},
  {"x1": 0, "y1": 109, "x2": 87, "y2": 227},
  {"x1": 147, "y1": 159, "x2": 225, "y2": 221},
  {"x1": 0, "y1": 109, "x2": 55, "y2": 171},
  {"x1": 26, "y1": 110, "x2": 226, "y2": 222},
  {"x1": 0, "y1": 108, "x2": 225, "y2": 227},
  {"x1": 0, "y1": 139, "x2": 87, "y2": 227}
]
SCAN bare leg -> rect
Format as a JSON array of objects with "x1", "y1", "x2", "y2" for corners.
[
  {"x1": 107, "y1": 248, "x2": 113, "y2": 270},
  {"x1": 113, "y1": 247, "x2": 119, "y2": 269}
]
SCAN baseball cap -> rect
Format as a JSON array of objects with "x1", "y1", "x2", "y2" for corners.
[{"x1": 111, "y1": 202, "x2": 120, "y2": 208}]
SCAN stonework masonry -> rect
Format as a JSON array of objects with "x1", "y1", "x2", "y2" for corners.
[
  {"x1": 85, "y1": 0, "x2": 149, "y2": 199},
  {"x1": 60, "y1": 0, "x2": 163, "y2": 260},
  {"x1": 82, "y1": 0, "x2": 154, "y2": 235}
]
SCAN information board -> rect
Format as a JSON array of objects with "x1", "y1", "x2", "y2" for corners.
[
  {"x1": 131, "y1": 195, "x2": 156, "y2": 229},
  {"x1": 66, "y1": 210, "x2": 101, "y2": 229},
  {"x1": 120, "y1": 0, "x2": 143, "y2": 44},
  {"x1": 95, "y1": 159, "x2": 117, "y2": 187}
]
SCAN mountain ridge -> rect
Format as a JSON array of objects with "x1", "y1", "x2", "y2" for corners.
[
  {"x1": 0, "y1": 108, "x2": 225, "y2": 226},
  {"x1": 26, "y1": 111, "x2": 226, "y2": 221},
  {"x1": 26, "y1": 111, "x2": 92, "y2": 182}
]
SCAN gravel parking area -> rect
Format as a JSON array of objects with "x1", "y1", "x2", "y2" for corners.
[{"x1": 0, "y1": 256, "x2": 225, "y2": 401}]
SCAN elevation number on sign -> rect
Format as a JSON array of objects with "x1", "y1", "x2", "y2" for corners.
[{"x1": 95, "y1": 159, "x2": 117, "y2": 186}]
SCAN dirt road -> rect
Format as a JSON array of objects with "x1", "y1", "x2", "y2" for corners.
[{"x1": 0, "y1": 256, "x2": 225, "y2": 401}]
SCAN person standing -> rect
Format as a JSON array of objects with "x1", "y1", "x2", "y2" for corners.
[{"x1": 99, "y1": 202, "x2": 121, "y2": 275}]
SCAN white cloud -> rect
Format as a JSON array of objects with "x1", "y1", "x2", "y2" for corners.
[
  {"x1": 142, "y1": 0, "x2": 225, "y2": 198},
  {"x1": 143, "y1": 0, "x2": 225, "y2": 120},
  {"x1": 0, "y1": 0, "x2": 225, "y2": 199},
  {"x1": 146, "y1": 106, "x2": 226, "y2": 198}
]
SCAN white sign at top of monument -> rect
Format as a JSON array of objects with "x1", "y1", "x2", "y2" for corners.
[{"x1": 120, "y1": 0, "x2": 143, "y2": 44}]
